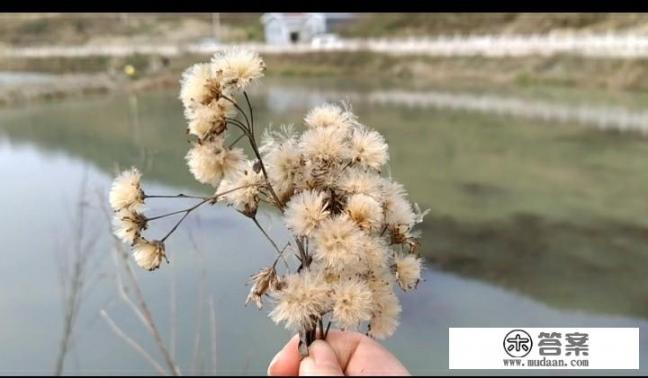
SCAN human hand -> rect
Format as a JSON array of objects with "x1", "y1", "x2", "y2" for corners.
[{"x1": 267, "y1": 330, "x2": 410, "y2": 376}]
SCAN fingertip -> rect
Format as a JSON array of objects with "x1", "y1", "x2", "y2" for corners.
[
  {"x1": 267, "y1": 350, "x2": 283, "y2": 376},
  {"x1": 299, "y1": 340, "x2": 344, "y2": 376},
  {"x1": 267, "y1": 334, "x2": 301, "y2": 376}
]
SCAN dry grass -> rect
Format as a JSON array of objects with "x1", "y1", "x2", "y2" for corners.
[
  {"x1": 0, "y1": 13, "x2": 264, "y2": 47},
  {"x1": 338, "y1": 13, "x2": 648, "y2": 38}
]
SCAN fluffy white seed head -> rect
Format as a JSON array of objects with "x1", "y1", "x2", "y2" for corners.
[
  {"x1": 179, "y1": 63, "x2": 220, "y2": 109},
  {"x1": 381, "y1": 176, "x2": 407, "y2": 199},
  {"x1": 304, "y1": 103, "x2": 358, "y2": 132},
  {"x1": 284, "y1": 189, "x2": 330, "y2": 237},
  {"x1": 362, "y1": 236, "x2": 391, "y2": 273},
  {"x1": 133, "y1": 240, "x2": 167, "y2": 271},
  {"x1": 264, "y1": 140, "x2": 302, "y2": 202},
  {"x1": 185, "y1": 140, "x2": 246, "y2": 186},
  {"x1": 367, "y1": 274, "x2": 401, "y2": 339},
  {"x1": 393, "y1": 254, "x2": 422, "y2": 291},
  {"x1": 382, "y1": 177, "x2": 416, "y2": 228},
  {"x1": 212, "y1": 48, "x2": 265, "y2": 91},
  {"x1": 216, "y1": 161, "x2": 265, "y2": 217},
  {"x1": 384, "y1": 194, "x2": 416, "y2": 229},
  {"x1": 332, "y1": 279, "x2": 374, "y2": 330},
  {"x1": 350, "y1": 126, "x2": 389, "y2": 170},
  {"x1": 337, "y1": 168, "x2": 384, "y2": 200},
  {"x1": 186, "y1": 100, "x2": 232, "y2": 140},
  {"x1": 269, "y1": 270, "x2": 332, "y2": 331},
  {"x1": 109, "y1": 167, "x2": 145, "y2": 212},
  {"x1": 113, "y1": 209, "x2": 147, "y2": 245},
  {"x1": 299, "y1": 126, "x2": 350, "y2": 163},
  {"x1": 311, "y1": 215, "x2": 366, "y2": 271},
  {"x1": 345, "y1": 193, "x2": 384, "y2": 232}
]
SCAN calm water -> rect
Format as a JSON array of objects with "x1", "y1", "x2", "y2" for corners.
[{"x1": 2, "y1": 77, "x2": 648, "y2": 375}]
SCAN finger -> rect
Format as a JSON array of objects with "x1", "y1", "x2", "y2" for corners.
[
  {"x1": 299, "y1": 340, "x2": 344, "y2": 376},
  {"x1": 324, "y1": 330, "x2": 410, "y2": 376},
  {"x1": 267, "y1": 334, "x2": 301, "y2": 376}
]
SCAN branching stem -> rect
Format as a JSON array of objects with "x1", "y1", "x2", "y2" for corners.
[
  {"x1": 228, "y1": 133, "x2": 246, "y2": 148},
  {"x1": 145, "y1": 193, "x2": 208, "y2": 200},
  {"x1": 243, "y1": 91, "x2": 255, "y2": 139},
  {"x1": 250, "y1": 217, "x2": 281, "y2": 254},
  {"x1": 151, "y1": 184, "x2": 260, "y2": 242},
  {"x1": 222, "y1": 94, "x2": 251, "y2": 130}
]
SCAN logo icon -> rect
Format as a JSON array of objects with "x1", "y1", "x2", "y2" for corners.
[{"x1": 503, "y1": 329, "x2": 533, "y2": 358}]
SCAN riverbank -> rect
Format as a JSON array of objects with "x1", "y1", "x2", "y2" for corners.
[{"x1": 4, "y1": 50, "x2": 648, "y2": 107}]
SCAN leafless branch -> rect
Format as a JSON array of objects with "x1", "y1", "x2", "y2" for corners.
[
  {"x1": 99, "y1": 193, "x2": 181, "y2": 376},
  {"x1": 100, "y1": 309, "x2": 168, "y2": 376},
  {"x1": 209, "y1": 295, "x2": 217, "y2": 374}
]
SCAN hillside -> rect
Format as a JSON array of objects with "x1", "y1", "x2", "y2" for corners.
[
  {"x1": 0, "y1": 13, "x2": 264, "y2": 47},
  {"x1": 5, "y1": 13, "x2": 648, "y2": 49},
  {"x1": 337, "y1": 13, "x2": 648, "y2": 37}
]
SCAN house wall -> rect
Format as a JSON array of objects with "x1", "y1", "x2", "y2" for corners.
[
  {"x1": 262, "y1": 13, "x2": 327, "y2": 45},
  {"x1": 263, "y1": 18, "x2": 287, "y2": 45}
]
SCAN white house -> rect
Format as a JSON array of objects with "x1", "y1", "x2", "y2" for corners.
[{"x1": 261, "y1": 13, "x2": 326, "y2": 45}]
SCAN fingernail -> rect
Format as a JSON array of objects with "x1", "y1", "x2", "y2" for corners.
[{"x1": 267, "y1": 350, "x2": 282, "y2": 376}]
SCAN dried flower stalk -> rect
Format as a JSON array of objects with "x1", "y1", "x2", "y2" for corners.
[{"x1": 108, "y1": 47, "x2": 427, "y2": 357}]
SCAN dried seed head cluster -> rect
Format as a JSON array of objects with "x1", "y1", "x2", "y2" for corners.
[
  {"x1": 258, "y1": 98, "x2": 428, "y2": 339},
  {"x1": 108, "y1": 48, "x2": 427, "y2": 344},
  {"x1": 108, "y1": 48, "x2": 267, "y2": 271}
]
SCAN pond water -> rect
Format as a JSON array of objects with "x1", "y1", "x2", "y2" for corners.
[{"x1": 1, "y1": 76, "x2": 648, "y2": 375}]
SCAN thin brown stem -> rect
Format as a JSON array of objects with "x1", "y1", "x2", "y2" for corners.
[
  {"x1": 271, "y1": 243, "x2": 291, "y2": 270},
  {"x1": 243, "y1": 91, "x2": 255, "y2": 138},
  {"x1": 161, "y1": 211, "x2": 193, "y2": 242},
  {"x1": 324, "y1": 320, "x2": 332, "y2": 339},
  {"x1": 228, "y1": 133, "x2": 246, "y2": 148},
  {"x1": 229, "y1": 92, "x2": 311, "y2": 270},
  {"x1": 153, "y1": 184, "x2": 260, "y2": 242},
  {"x1": 225, "y1": 117, "x2": 250, "y2": 135},
  {"x1": 222, "y1": 95, "x2": 251, "y2": 129},
  {"x1": 318, "y1": 318, "x2": 324, "y2": 339},
  {"x1": 250, "y1": 217, "x2": 291, "y2": 269},
  {"x1": 247, "y1": 136, "x2": 283, "y2": 209},
  {"x1": 250, "y1": 217, "x2": 282, "y2": 254},
  {"x1": 100, "y1": 310, "x2": 168, "y2": 376},
  {"x1": 145, "y1": 193, "x2": 209, "y2": 200},
  {"x1": 147, "y1": 207, "x2": 202, "y2": 222}
]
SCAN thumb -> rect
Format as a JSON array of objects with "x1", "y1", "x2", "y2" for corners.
[{"x1": 299, "y1": 340, "x2": 344, "y2": 376}]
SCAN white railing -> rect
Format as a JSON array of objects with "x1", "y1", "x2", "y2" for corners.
[{"x1": 6, "y1": 33, "x2": 648, "y2": 59}]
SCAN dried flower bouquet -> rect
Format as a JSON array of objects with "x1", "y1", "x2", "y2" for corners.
[{"x1": 109, "y1": 48, "x2": 427, "y2": 356}]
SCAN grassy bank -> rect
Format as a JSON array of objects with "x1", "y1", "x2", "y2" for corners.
[
  {"x1": 338, "y1": 13, "x2": 648, "y2": 38},
  {"x1": 4, "y1": 51, "x2": 648, "y2": 106},
  {"x1": 0, "y1": 13, "x2": 263, "y2": 46},
  {"x1": 5, "y1": 13, "x2": 648, "y2": 47}
]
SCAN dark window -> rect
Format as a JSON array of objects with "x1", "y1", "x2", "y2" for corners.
[{"x1": 290, "y1": 31, "x2": 299, "y2": 43}]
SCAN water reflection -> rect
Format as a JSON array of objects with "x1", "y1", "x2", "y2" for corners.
[
  {"x1": 263, "y1": 83, "x2": 648, "y2": 134},
  {"x1": 1, "y1": 79, "x2": 647, "y2": 374}
]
